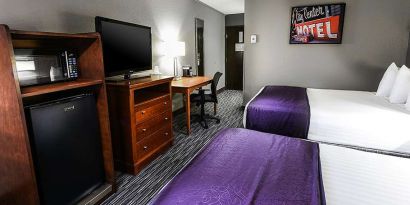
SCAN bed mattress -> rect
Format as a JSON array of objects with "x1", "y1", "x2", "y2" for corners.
[
  {"x1": 319, "y1": 144, "x2": 410, "y2": 205},
  {"x1": 308, "y1": 88, "x2": 410, "y2": 154}
]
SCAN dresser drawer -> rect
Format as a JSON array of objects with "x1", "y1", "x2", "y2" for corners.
[
  {"x1": 136, "y1": 125, "x2": 172, "y2": 161},
  {"x1": 135, "y1": 95, "x2": 170, "y2": 124},
  {"x1": 135, "y1": 111, "x2": 171, "y2": 141}
]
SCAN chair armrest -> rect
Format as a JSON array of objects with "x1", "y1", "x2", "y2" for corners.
[{"x1": 196, "y1": 88, "x2": 211, "y2": 93}]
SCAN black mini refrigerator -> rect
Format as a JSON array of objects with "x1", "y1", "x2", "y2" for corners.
[{"x1": 25, "y1": 94, "x2": 105, "y2": 205}]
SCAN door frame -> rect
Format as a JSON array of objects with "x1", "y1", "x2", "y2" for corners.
[{"x1": 195, "y1": 18, "x2": 204, "y2": 76}]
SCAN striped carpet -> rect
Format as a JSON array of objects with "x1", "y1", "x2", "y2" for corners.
[{"x1": 102, "y1": 90, "x2": 244, "y2": 205}]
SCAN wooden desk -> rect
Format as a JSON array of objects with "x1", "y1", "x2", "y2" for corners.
[{"x1": 172, "y1": 76, "x2": 212, "y2": 135}]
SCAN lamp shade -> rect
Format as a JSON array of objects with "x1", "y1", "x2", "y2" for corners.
[{"x1": 163, "y1": 41, "x2": 185, "y2": 57}]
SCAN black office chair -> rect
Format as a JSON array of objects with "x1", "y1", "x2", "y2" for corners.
[{"x1": 190, "y1": 72, "x2": 223, "y2": 129}]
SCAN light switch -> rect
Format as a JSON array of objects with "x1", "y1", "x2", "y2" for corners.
[{"x1": 251, "y1": 34, "x2": 257, "y2": 44}]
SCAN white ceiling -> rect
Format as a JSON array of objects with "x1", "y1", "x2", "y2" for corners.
[{"x1": 198, "y1": 0, "x2": 244, "y2": 15}]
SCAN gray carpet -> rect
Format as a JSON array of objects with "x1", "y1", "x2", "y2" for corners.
[{"x1": 102, "y1": 90, "x2": 244, "y2": 205}]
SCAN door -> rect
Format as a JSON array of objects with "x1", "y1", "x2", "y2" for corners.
[{"x1": 225, "y1": 26, "x2": 244, "y2": 90}]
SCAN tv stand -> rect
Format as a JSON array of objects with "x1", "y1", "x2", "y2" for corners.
[
  {"x1": 106, "y1": 73, "x2": 152, "y2": 82},
  {"x1": 106, "y1": 75, "x2": 174, "y2": 174}
]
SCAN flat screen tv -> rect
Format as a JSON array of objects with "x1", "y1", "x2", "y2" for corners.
[{"x1": 95, "y1": 16, "x2": 152, "y2": 79}]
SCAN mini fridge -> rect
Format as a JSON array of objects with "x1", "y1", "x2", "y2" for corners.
[{"x1": 25, "y1": 94, "x2": 105, "y2": 205}]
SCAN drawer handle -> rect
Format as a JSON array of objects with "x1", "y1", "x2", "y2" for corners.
[
  {"x1": 143, "y1": 146, "x2": 148, "y2": 150},
  {"x1": 165, "y1": 117, "x2": 169, "y2": 120},
  {"x1": 165, "y1": 132, "x2": 169, "y2": 136},
  {"x1": 142, "y1": 128, "x2": 147, "y2": 132},
  {"x1": 164, "y1": 102, "x2": 168, "y2": 105},
  {"x1": 141, "y1": 111, "x2": 146, "y2": 115}
]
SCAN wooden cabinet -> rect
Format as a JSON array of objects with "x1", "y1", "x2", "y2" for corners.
[
  {"x1": 0, "y1": 25, "x2": 115, "y2": 204},
  {"x1": 107, "y1": 75, "x2": 174, "y2": 174}
]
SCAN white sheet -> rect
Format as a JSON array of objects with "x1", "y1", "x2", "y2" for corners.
[
  {"x1": 319, "y1": 144, "x2": 410, "y2": 205},
  {"x1": 243, "y1": 86, "x2": 265, "y2": 128},
  {"x1": 308, "y1": 88, "x2": 410, "y2": 154}
]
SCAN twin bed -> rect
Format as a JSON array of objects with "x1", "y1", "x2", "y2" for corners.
[
  {"x1": 151, "y1": 128, "x2": 410, "y2": 205},
  {"x1": 150, "y1": 86, "x2": 410, "y2": 205},
  {"x1": 152, "y1": 128, "x2": 325, "y2": 205},
  {"x1": 245, "y1": 86, "x2": 410, "y2": 154}
]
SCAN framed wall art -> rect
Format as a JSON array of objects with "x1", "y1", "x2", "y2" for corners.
[{"x1": 290, "y1": 3, "x2": 346, "y2": 44}]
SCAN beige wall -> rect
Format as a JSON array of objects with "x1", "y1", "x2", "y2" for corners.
[
  {"x1": 0, "y1": 0, "x2": 225, "y2": 110},
  {"x1": 244, "y1": 0, "x2": 410, "y2": 103}
]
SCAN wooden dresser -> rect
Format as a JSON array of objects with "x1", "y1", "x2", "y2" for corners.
[{"x1": 106, "y1": 75, "x2": 174, "y2": 174}]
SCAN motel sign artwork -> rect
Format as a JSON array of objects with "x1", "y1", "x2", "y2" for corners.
[{"x1": 290, "y1": 3, "x2": 346, "y2": 44}]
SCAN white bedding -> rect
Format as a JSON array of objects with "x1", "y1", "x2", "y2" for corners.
[
  {"x1": 244, "y1": 87, "x2": 410, "y2": 153},
  {"x1": 319, "y1": 144, "x2": 410, "y2": 205},
  {"x1": 308, "y1": 88, "x2": 410, "y2": 154},
  {"x1": 243, "y1": 88, "x2": 410, "y2": 204}
]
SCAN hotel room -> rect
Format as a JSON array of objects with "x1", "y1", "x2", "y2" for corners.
[{"x1": 1, "y1": 0, "x2": 410, "y2": 205}]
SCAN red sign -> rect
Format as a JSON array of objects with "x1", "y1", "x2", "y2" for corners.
[
  {"x1": 290, "y1": 4, "x2": 345, "y2": 44},
  {"x1": 295, "y1": 16, "x2": 340, "y2": 40}
]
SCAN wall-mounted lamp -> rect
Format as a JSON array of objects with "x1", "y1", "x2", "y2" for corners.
[{"x1": 163, "y1": 41, "x2": 186, "y2": 80}]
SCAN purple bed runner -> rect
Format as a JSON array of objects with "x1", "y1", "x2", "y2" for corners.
[
  {"x1": 246, "y1": 86, "x2": 310, "y2": 139},
  {"x1": 151, "y1": 128, "x2": 325, "y2": 205}
]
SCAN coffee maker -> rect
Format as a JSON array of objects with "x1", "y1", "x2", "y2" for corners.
[{"x1": 182, "y1": 66, "x2": 193, "y2": 77}]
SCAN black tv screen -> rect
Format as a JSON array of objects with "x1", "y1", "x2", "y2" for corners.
[{"x1": 95, "y1": 16, "x2": 152, "y2": 77}]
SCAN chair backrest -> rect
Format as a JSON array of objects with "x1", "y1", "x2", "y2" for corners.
[{"x1": 211, "y1": 72, "x2": 223, "y2": 100}]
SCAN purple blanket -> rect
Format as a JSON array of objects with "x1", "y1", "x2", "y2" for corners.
[
  {"x1": 246, "y1": 86, "x2": 310, "y2": 139},
  {"x1": 151, "y1": 128, "x2": 325, "y2": 205}
]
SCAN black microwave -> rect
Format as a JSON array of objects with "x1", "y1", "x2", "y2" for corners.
[{"x1": 15, "y1": 49, "x2": 79, "y2": 87}]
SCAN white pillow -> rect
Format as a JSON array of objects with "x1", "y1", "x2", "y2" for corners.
[
  {"x1": 389, "y1": 65, "x2": 410, "y2": 104},
  {"x1": 406, "y1": 93, "x2": 410, "y2": 110},
  {"x1": 376, "y1": 62, "x2": 399, "y2": 97}
]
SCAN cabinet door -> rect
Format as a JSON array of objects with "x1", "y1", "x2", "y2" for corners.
[{"x1": 26, "y1": 95, "x2": 105, "y2": 205}]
